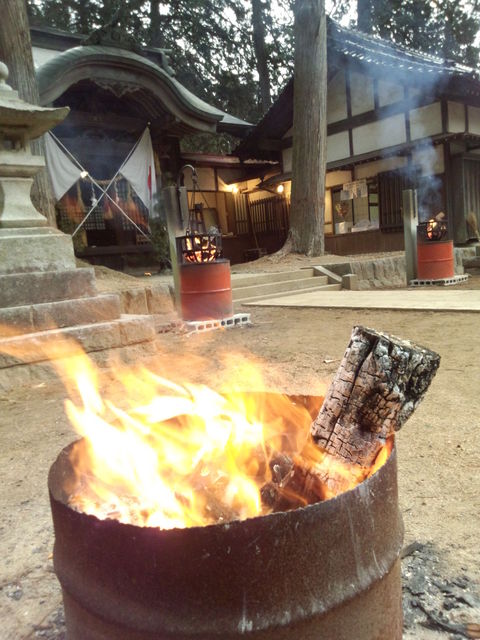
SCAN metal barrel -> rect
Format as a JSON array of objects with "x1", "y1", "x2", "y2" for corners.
[
  {"x1": 179, "y1": 259, "x2": 233, "y2": 322},
  {"x1": 417, "y1": 238, "x2": 455, "y2": 280},
  {"x1": 49, "y1": 399, "x2": 404, "y2": 640}
]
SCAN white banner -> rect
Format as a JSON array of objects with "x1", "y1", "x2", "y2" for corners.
[
  {"x1": 44, "y1": 133, "x2": 82, "y2": 200},
  {"x1": 120, "y1": 128, "x2": 158, "y2": 216}
]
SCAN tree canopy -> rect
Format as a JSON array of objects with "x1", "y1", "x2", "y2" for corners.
[
  {"x1": 27, "y1": 0, "x2": 295, "y2": 125},
  {"x1": 342, "y1": 0, "x2": 480, "y2": 67}
]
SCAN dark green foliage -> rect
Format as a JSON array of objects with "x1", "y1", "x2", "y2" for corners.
[
  {"x1": 27, "y1": 0, "x2": 295, "y2": 124},
  {"x1": 149, "y1": 219, "x2": 171, "y2": 270},
  {"x1": 350, "y1": 0, "x2": 480, "y2": 67}
]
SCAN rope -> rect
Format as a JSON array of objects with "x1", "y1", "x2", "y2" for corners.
[{"x1": 48, "y1": 132, "x2": 152, "y2": 242}]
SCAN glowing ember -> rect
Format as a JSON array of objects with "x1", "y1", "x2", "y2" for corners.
[
  {"x1": 179, "y1": 233, "x2": 220, "y2": 263},
  {"x1": 426, "y1": 216, "x2": 447, "y2": 241}
]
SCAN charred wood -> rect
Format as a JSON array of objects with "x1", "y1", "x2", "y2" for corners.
[
  {"x1": 260, "y1": 452, "x2": 325, "y2": 513},
  {"x1": 311, "y1": 326, "x2": 440, "y2": 472}
]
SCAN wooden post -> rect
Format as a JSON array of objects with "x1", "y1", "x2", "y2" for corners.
[{"x1": 402, "y1": 189, "x2": 418, "y2": 285}]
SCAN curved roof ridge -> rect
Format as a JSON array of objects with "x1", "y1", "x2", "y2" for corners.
[{"x1": 36, "y1": 45, "x2": 251, "y2": 133}]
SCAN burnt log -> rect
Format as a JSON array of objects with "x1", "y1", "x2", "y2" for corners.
[
  {"x1": 311, "y1": 326, "x2": 440, "y2": 472},
  {"x1": 260, "y1": 452, "x2": 325, "y2": 513}
]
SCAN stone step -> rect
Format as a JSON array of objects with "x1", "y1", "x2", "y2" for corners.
[
  {"x1": 235, "y1": 283, "x2": 341, "y2": 304},
  {"x1": 231, "y1": 275, "x2": 328, "y2": 301},
  {"x1": 0, "y1": 267, "x2": 96, "y2": 308},
  {"x1": 0, "y1": 314, "x2": 156, "y2": 370},
  {"x1": 231, "y1": 269, "x2": 314, "y2": 288},
  {"x1": 0, "y1": 339, "x2": 159, "y2": 394},
  {"x1": 0, "y1": 227, "x2": 76, "y2": 275},
  {"x1": 0, "y1": 293, "x2": 122, "y2": 338}
]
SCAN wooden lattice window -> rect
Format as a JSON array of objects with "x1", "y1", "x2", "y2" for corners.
[{"x1": 378, "y1": 169, "x2": 414, "y2": 232}]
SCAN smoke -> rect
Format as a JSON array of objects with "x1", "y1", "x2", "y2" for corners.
[{"x1": 343, "y1": 22, "x2": 455, "y2": 223}]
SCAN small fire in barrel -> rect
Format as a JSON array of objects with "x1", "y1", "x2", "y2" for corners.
[
  {"x1": 417, "y1": 212, "x2": 455, "y2": 280},
  {"x1": 177, "y1": 229, "x2": 233, "y2": 322},
  {"x1": 44, "y1": 327, "x2": 440, "y2": 639}
]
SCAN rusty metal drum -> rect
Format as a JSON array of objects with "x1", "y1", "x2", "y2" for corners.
[
  {"x1": 48, "y1": 393, "x2": 404, "y2": 640},
  {"x1": 417, "y1": 239, "x2": 454, "y2": 280},
  {"x1": 179, "y1": 259, "x2": 233, "y2": 321}
]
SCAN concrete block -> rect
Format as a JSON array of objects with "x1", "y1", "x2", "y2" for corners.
[
  {"x1": 119, "y1": 288, "x2": 149, "y2": 314},
  {"x1": 90, "y1": 341, "x2": 159, "y2": 368},
  {"x1": 0, "y1": 268, "x2": 96, "y2": 308},
  {"x1": 118, "y1": 315, "x2": 156, "y2": 345},
  {"x1": 0, "y1": 306, "x2": 33, "y2": 337},
  {"x1": 145, "y1": 284, "x2": 174, "y2": 314},
  {"x1": 68, "y1": 321, "x2": 122, "y2": 353},
  {"x1": 0, "y1": 227, "x2": 76, "y2": 274},
  {"x1": 341, "y1": 274, "x2": 358, "y2": 290},
  {"x1": 31, "y1": 294, "x2": 121, "y2": 331}
]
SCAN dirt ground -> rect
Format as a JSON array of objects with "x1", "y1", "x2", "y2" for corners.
[{"x1": 1, "y1": 259, "x2": 479, "y2": 639}]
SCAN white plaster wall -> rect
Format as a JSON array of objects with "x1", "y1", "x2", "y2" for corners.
[
  {"x1": 411, "y1": 144, "x2": 444, "y2": 176},
  {"x1": 183, "y1": 167, "x2": 216, "y2": 191},
  {"x1": 448, "y1": 102, "x2": 465, "y2": 133},
  {"x1": 248, "y1": 189, "x2": 277, "y2": 202},
  {"x1": 354, "y1": 157, "x2": 407, "y2": 180},
  {"x1": 468, "y1": 106, "x2": 480, "y2": 135},
  {"x1": 327, "y1": 70, "x2": 348, "y2": 124},
  {"x1": 350, "y1": 70, "x2": 375, "y2": 116},
  {"x1": 327, "y1": 131, "x2": 350, "y2": 163},
  {"x1": 352, "y1": 113, "x2": 406, "y2": 155},
  {"x1": 282, "y1": 147, "x2": 292, "y2": 173},
  {"x1": 326, "y1": 170, "x2": 352, "y2": 188},
  {"x1": 378, "y1": 79, "x2": 404, "y2": 107},
  {"x1": 409, "y1": 102, "x2": 442, "y2": 140},
  {"x1": 32, "y1": 46, "x2": 58, "y2": 68}
]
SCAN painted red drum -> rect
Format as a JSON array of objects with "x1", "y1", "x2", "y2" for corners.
[
  {"x1": 417, "y1": 240, "x2": 454, "y2": 280},
  {"x1": 179, "y1": 259, "x2": 233, "y2": 321}
]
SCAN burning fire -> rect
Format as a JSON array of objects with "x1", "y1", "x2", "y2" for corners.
[
  {"x1": 426, "y1": 213, "x2": 447, "y2": 241},
  {"x1": 182, "y1": 234, "x2": 219, "y2": 263},
  {"x1": 0, "y1": 332, "x2": 392, "y2": 529}
]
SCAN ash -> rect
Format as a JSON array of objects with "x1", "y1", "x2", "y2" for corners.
[{"x1": 402, "y1": 542, "x2": 480, "y2": 639}]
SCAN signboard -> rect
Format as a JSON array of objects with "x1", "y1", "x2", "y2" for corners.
[{"x1": 341, "y1": 179, "x2": 368, "y2": 200}]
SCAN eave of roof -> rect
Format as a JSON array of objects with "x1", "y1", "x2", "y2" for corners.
[
  {"x1": 35, "y1": 45, "x2": 252, "y2": 136},
  {"x1": 236, "y1": 18, "x2": 480, "y2": 158}
]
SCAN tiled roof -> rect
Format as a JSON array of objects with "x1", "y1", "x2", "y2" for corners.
[
  {"x1": 236, "y1": 18, "x2": 480, "y2": 158},
  {"x1": 329, "y1": 20, "x2": 478, "y2": 81}
]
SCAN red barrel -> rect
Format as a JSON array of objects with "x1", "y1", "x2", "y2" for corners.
[
  {"x1": 179, "y1": 259, "x2": 233, "y2": 321},
  {"x1": 417, "y1": 240, "x2": 454, "y2": 280}
]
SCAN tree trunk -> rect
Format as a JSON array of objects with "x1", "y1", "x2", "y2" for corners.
[
  {"x1": 150, "y1": 0, "x2": 164, "y2": 47},
  {"x1": 286, "y1": 0, "x2": 327, "y2": 256},
  {"x1": 0, "y1": 0, "x2": 57, "y2": 227},
  {"x1": 357, "y1": 0, "x2": 373, "y2": 33},
  {"x1": 251, "y1": 0, "x2": 272, "y2": 113}
]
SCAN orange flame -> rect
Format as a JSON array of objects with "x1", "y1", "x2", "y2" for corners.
[{"x1": 0, "y1": 331, "x2": 392, "y2": 529}]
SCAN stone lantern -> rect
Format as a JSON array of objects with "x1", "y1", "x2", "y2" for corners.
[
  {"x1": 0, "y1": 61, "x2": 158, "y2": 392},
  {"x1": 0, "y1": 60, "x2": 71, "y2": 272}
]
